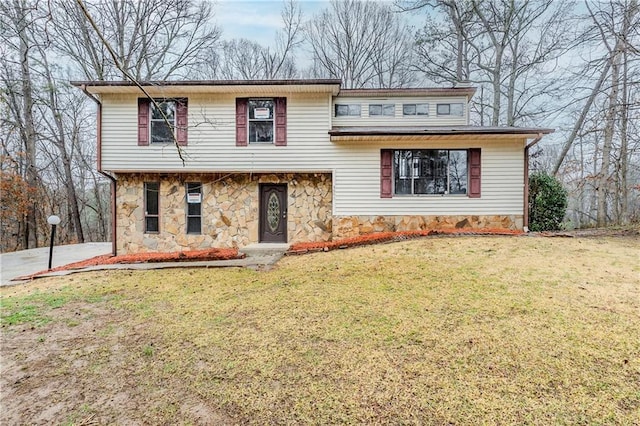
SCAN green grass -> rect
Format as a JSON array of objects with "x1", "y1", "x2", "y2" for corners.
[{"x1": 1, "y1": 236, "x2": 639, "y2": 424}]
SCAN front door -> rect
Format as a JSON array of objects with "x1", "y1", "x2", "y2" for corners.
[{"x1": 259, "y1": 184, "x2": 287, "y2": 243}]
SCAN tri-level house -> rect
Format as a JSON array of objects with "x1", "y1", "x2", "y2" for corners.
[{"x1": 72, "y1": 79, "x2": 553, "y2": 254}]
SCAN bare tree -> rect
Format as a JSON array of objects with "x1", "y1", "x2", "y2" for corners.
[
  {"x1": 0, "y1": 0, "x2": 42, "y2": 248},
  {"x1": 407, "y1": 0, "x2": 573, "y2": 125},
  {"x1": 52, "y1": 0, "x2": 221, "y2": 80},
  {"x1": 206, "y1": 0, "x2": 303, "y2": 80},
  {"x1": 306, "y1": 0, "x2": 416, "y2": 88}
]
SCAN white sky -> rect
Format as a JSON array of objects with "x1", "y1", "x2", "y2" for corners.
[{"x1": 214, "y1": 0, "x2": 331, "y2": 44}]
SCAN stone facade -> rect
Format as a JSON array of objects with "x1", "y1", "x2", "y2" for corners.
[
  {"x1": 115, "y1": 173, "x2": 332, "y2": 254},
  {"x1": 332, "y1": 215, "x2": 523, "y2": 239}
]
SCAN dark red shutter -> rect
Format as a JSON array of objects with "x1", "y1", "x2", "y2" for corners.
[
  {"x1": 469, "y1": 148, "x2": 481, "y2": 198},
  {"x1": 176, "y1": 98, "x2": 188, "y2": 146},
  {"x1": 138, "y1": 98, "x2": 150, "y2": 146},
  {"x1": 380, "y1": 150, "x2": 393, "y2": 198},
  {"x1": 236, "y1": 98, "x2": 248, "y2": 146},
  {"x1": 275, "y1": 97, "x2": 287, "y2": 146}
]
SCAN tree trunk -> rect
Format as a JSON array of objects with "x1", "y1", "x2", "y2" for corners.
[
  {"x1": 16, "y1": 0, "x2": 38, "y2": 248},
  {"x1": 597, "y1": 48, "x2": 620, "y2": 227}
]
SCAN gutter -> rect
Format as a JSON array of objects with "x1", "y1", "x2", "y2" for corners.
[
  {"x1": 78, "y1": 86, "x2": 117, "y2": 256},
  {"x1": 523, "y1": 133, "x2": 544, "y2": 232}
]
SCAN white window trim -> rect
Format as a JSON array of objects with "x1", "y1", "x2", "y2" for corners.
[{"x1": 248, "y1": 98, "x2": 275, "y2": 144}]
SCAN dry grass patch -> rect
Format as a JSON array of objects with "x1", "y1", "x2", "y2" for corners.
[{"x1": 1, "y1": 236, "x2": 639, "y2": 424}]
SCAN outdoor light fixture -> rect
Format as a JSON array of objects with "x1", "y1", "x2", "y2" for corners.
[{"x1": 47, "y1": 215, "x2": 61, "y2": 270}]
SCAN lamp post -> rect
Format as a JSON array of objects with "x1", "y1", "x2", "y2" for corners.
[{"x1": 47, "y1": 215, "x2": 61, "y2": 270}]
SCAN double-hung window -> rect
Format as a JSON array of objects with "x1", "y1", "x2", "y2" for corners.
[
  {"x1": 248, "y1": 99, "x2": 274, "y2": 143},
  {"x1": 394, "y1": 150, "x2": 468, "y2": 195},
  {"x1": 236, "y1": 98, "x2": 286, "y2": 146},
  {"x1": 150, "y1": 101, "x2": 176, "y2": 143},
  {"x1": 137, "y1": 98, "x2": 188, "y2": 146},
  {"x1": 144, "y1": 182, "x2": 160, "y2": 233},
  {"x1": 186, "y1": 182, "x2": 202, "y2": 234}
]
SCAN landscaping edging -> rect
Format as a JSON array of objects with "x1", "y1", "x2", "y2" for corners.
[{"x1": 286, "y1": 228, "x2": 524, "y2": 255}]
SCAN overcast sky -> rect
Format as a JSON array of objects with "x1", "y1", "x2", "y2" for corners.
[{"x1": 215, "y1": 0, "x2": 329, "y2": 43}]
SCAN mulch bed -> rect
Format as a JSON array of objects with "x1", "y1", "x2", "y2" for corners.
[
  {"x1": 286, "y1": 228, "x2": 524, "y2": 255},
  {"x1": 16, "y1": 248, "x2": 244, "y2": 281}
]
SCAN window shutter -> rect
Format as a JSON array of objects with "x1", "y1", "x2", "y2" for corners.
[
  {"x1": 275, "y1": 97, "x2": 287, "y2": 146},
  {"x1": 469, "y1": 148, "x2": 481, "y2": 198},
  {"x1": 138, "y1": 98, "x2": 150, "y2": 146},
  {"x1": 236, "y1": 98, "x2": 248, "y2": 146},
  {"x1": 176, "y1": 98, "x2": 188, "y2": 146},
  {"x1": 380, "y1": 150, "x2": 393, "y2": 198}
]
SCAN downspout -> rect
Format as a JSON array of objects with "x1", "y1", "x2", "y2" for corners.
[
  {"x1": 81, "y1": 85, "x2": 117, "y2": 256},
  {"x1": 523, "y1": 134, "x2": 543, "y2": 232}
]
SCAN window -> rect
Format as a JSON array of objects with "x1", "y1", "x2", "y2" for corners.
[
  {"x1": 403, "y1": 103, "x2": 429, "y2": 116},
  {"x1": 236, "y1": 98, "x2": 286, "y2": 146},
  {"x1": 144, "y1": 182, "x2": 159, "y2": 233},
  {"x1": 369, "y1": 104, "x2": 395, "y2": 116},
  {"x1": 138, "y1": 98, "x2": 187, "y2": 146},
  {"x1": 150, "y1": 101, "x2": 176, "y2": 143},
  {"x1": 249, "y1": 99, "x2": 274, "y2": 143},
  {"x1": 335, "y1": 104, "x2": 361, "y2": 117},
  {"x1": 186, "y1": 182, "x2": 202, "y2": 234},
  {"x1": 436, "y1": 103, "x2": 464, "y2": 116},
  {"x1": 393, "y1": 150, "x2": 468, "y2": 195}
]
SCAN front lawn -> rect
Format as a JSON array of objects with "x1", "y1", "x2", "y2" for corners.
[{"x1": 1, "y1": 235, "x2": 638, "y2": 424}]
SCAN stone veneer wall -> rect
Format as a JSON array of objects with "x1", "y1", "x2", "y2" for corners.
[
  {"x1": 332, "y1": 215, "x2": 523, "y2": 239},
  {"x1": 116, "y1": 173, "x2": 332, "y2": 254}
]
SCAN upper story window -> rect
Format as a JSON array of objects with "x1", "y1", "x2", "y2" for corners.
[
  {"x1": 249, "y1": 99, "x2": 274, "y2": 143},
  {"x1": 436, "y1": 103, "x2": 464, "y2": 116},
  {"x1": 335, "y1": 104, "x2": 361, "y2": 117},
  {"x1": 403, "y1": 103, "x2": 429, "y2": 116},
  {"x1": 369, "y1": 104, "x2": 395, "y2": 117},
  {"x1": 150, "y1": 101, "x2": 176, "y2": 144},
  {"x1": 138, "y1": 98, "x2": 188, "y2": 146},
  {"x1": 236, "y1": 98, "x2": 286, "y2": 146}
]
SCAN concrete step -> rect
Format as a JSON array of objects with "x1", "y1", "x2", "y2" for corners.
[{"x1": 239, "y1": 243, "x2": 290, "y2": 257}]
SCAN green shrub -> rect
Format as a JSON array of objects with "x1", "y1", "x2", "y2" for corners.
[{"x1": 529, "y1": 172, "x2": 568, "y2": 231}]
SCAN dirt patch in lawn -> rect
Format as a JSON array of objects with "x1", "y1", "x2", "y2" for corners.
[{"x1": 1, "y1": 235, "x2": 639, "y2": 424}]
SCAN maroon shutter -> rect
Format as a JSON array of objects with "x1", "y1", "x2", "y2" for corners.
[
  {"x1": 380, "y1": 150, "x2": 393, "y2": 198},
  {"x1": 176, "y1": 98, "x2": 188, "y2": 146},
  {"x1": 469, "y1": 148, "x2": 481, "y2": 198},
  {"x1": 138, "y1": 98, "x2": 150, "y2": 146},
  {"x1": 275, "y1": 97, "x2": 287, "y2": 146},
  {"x1": 236, "y1": 98, "x2": 248, "y2": 146}
]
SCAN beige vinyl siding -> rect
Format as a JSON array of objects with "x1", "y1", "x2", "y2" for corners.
[
  {"x1": 101, "y1": 93, "x2": 334, "y2": 172},
  {"x1": 101, "y1": 92, "x2": 525, "y2": 217},
  {"x1": 332, "y1": 96, "x2": 468, "y2": 127},
  {"x1": 331, "y1": 139, "x2": 525, "y2": 216}
]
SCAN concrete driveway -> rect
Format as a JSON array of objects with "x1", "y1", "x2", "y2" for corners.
[{"x1": 0, "y1": 242, "x2": 112, "y2": 286}]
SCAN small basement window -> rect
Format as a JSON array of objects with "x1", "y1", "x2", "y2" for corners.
[{"x1": 335, "y1": 104, "x2": 361, "y2": 117}]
